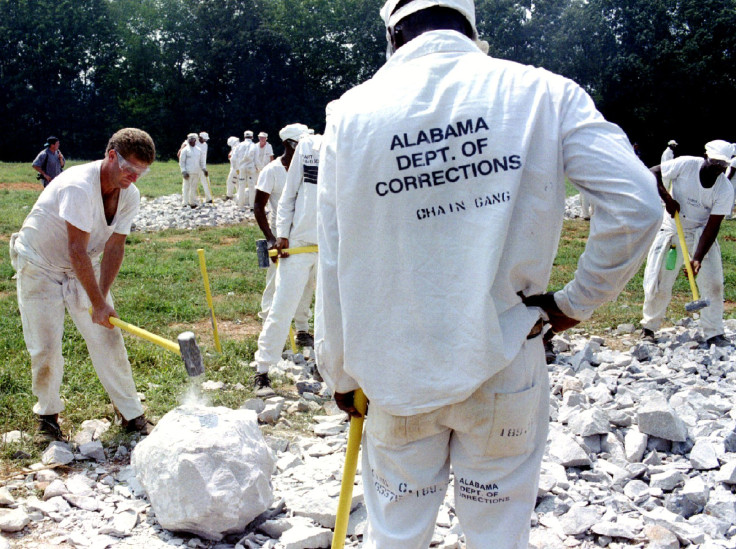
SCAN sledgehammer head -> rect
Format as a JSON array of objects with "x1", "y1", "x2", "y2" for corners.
[
  {"x1": 178, "y1": 331, "x2": 205, "y2": 377},
  {"x1": 685, "y1": 298, "x2": 710, "y2": 312},
  {"x1": 256, "y1": 239, "x2": 270, "y2": 269}
]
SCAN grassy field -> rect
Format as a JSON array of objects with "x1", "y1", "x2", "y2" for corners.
[{"x1": 0, "y1": 160, "x2": 735, "y2": 465}]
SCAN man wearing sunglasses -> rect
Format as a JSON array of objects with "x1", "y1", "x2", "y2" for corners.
[{"x1": 10, "y1": 128, "x2": 156, "y2": 444}]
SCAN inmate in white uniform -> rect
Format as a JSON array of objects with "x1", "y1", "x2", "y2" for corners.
[
  {"x1": 255, "y1": 141, "x2": 274, "y2": 173},
  {"x1": 179, "y1": 143, "x2": 205, "y2": 206},
  {"x1": 9, "y1": 161, "x2": 144, "y2": 421},
  {"x1": 237, "y1": 140, "x2": 257, "y2": 208},
  {"x1": 642, "y1": 156, "x2": 733, "y2": 339},
  {"x1": 661, "y1": 146, "x2": 674, "y2": 165},
  {"x1": 195, "y1": 140, "x2": 213, "y2": 202},
  {"x1": 226, "y1": 139, "x2": 240, "y2": 199},
  {"x1": 255, "y1": 158, "x2": 314, "y2": 327},
  {"x1": 317, "y1": 30, "x2": 661, "y2": 549},
  {"x1": 254, "y1": 135, "x2": 321, "y2": 374}
]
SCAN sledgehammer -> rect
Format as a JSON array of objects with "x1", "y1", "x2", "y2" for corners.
[
  {"x1": 674, "y1": 212, "x2": 710, "y2": 312},
  {"x1": 89, "y1": 309, "x2": 204, "y2": 377},
  {"x1": 332, "y1": 389, "x2": 368, "y2": 549},
  {"x1": 255, "y1": 239, "x2": 318, "y2": 268}
]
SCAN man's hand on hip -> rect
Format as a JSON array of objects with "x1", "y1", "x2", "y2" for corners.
[
  {"x1": 519, "y1": 291, "x2": 580, "y2": 333},
  {"x1": 334, "y1": 391, "x2": 366, "y2": 419}
]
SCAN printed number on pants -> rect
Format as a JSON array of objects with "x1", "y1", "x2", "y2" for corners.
[{"x1": 485, "y1": 382, "x2": 539, "y2": 458}]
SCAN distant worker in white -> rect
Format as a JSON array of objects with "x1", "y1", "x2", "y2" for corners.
[
  {"x1": 661, "y1": 139, "x2": 678, "y2": 164},
  {"x1": 179, "y1": 133, "x2": 207, "y2": 208},
  {"x1": 254, "y1": 132, "x2": 275, "y2": 177},
  {"x1": 641, "y1": 140, "x2": 734, "y2": 348},
  {"x1": 253, "y1": 123, "x2": 314, "y2": 329},
  {"x1": 237, "y1": 130, "x2": 258, "y2": 210},
  {"x1": 196, "y1": 132, "x2": 213, "y2": 204},
  {"x1": 225, "y1": 136, "x2": 240, "y2": 200},
  {"x1": 253, "y1": 129, "x2": 322, "y2": 391},
  {"x1": 316, "y1": 1, "x2": 661, "y2": 548},
  {"x1": 10, "y1": 128, "x2": 156, "y2": 443}
]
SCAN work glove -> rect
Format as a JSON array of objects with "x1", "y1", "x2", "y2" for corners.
[
  {"x1": 518, "y1": 291, "x2": 579, "y2": 334},
  {"x1": 334, "y1": 391, "x2": 368, "y2": 419}
]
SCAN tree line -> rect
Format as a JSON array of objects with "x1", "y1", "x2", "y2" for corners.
[{"x1": 1, "y1": 0, "x2": 734, "y2": 166}]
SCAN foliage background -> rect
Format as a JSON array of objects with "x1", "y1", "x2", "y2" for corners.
[{"x1": 1, "y1": 0, "x2": 734, "y2": 165}]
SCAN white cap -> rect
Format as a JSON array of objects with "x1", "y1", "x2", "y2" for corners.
[
  {"x1": 227, "y1": 136, "x2": 239, "y2": 147},
  {"x1": 244, "y1": 130, "x2": 253, "y2": 138},
  {"x1": 258, "y1": 132, "x2": 268, "y2": 138},
  {"x1": 704, "y1": 140, "x2": 734, "y2": 163},
  {"x1": 279, "y1": 123, "x2": 309, "y2": 142},
  {"x1": 199, "y1": 132, "x2": 209, "y2": 141},
  {"x1": 380, "y1": 0, "x2": 486, "y2": 53},
  {"x1": 668, "y1": 139, "x2": 678, "y2": 146},
  {"x1": 187, "y1": 133, "x2": 198, "y2": 140}
]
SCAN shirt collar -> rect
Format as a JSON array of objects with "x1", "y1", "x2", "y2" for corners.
[{"x1": 381, "y1": 30, "x2": 481, "y2": 70}]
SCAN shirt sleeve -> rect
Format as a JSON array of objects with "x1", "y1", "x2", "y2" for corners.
[
  {"x1": 275, "y1": 142, "x2": 306, "y2": 239},
  {"x1": 58, "y1": 184, "x2": 95, "y2": 233},
  {"x1": 554, "y1": 79, "x2": 663, "y2": 320},
  {"x1": 256, "y1": 166, "x2": 274, "y2": 194},
  {"x1": 315, "y1": 115, "x2": 359, "y2": 394},
  {"x1": 179, "y1": 148, "x2": 187, "y2": 172},
  {"x1": 711, "y1": 176, "x2": 735, "y2": 216},
  {"x1": 661, "y1": 157, "x2": 685, "y2": 182},
  {"x1": 32, "y1": 150, "x2": 46, "y2": 168}
]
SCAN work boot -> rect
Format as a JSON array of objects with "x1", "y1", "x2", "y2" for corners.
[
  {"x1": 122, "y1": 414, "x2": 155, "y2": 436},
  {"x1": 35, "y1": 414, "x2": 65, "y2": 445},
  {"x1": 295, "y1": 331, "x2": 314, "y2": 348},
  {"x1": 640, "y1": 328, "x2": 656, "y2": 343},
  {"x1": 706, "y1": 334, "x2": 732, "y2": 348},
  {"x1": 254, "y1": 372, "x2": 275, "y2": 397}
]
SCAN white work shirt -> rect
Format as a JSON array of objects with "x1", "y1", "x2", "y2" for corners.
[
  {"x1": 179, "y1": 144, "x2": 205, "y2": 174},
  {"x1": 255, "y1": 142, "x2": 274, "y2": 171},
  {"x1": 198, "y1": 141, "x2": 208, "y2": 167},
  {"x1": 661, "y1": 156, "x2": 734, "y2": 231},
  {"x1": 229, "y1": 142, "x2": 240, "y2": 167},
  {"x1": 661, "y1": 147, "x2": 674, "y2": 164},
  {"x1": 256, "y1": 158, "x2": 287, "y2": 228},
  {"x1": 316, "y1": 30, "x2": 661, "y2": 415},
  {"x1": 14, "y1": 160, "x2": 139, "y2": 271},
  {"x1": 276, "y1": 135, "x2": 321, "y2": 245},
  {"x1": 236, "y1": 141, "x2": 256, "y2": 171}
]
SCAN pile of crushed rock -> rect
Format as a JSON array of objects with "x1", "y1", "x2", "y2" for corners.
[{"x1": 2, "y1": 318, "x2": 735, "y2": 549}]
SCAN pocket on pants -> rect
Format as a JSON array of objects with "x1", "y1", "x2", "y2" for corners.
[{"x1": 484, "y1": 381, "x2": 540, "y2": 459}]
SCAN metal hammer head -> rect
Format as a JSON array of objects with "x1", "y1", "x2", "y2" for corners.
[
  {"x1": 256, "y1": 239, "x2": 270, "y2": 269},
  {"x1": 177, "y1": 331, "x2": 205, "y2": 377},
  {"x1": 685, "y1": 298, "x2": 710, "y2": 312}
]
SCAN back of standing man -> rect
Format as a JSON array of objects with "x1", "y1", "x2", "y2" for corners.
[
  {"x1": 316, "y1": 1, "x2": 662, "y2": 547},
  {"x1": 32, "y1": 136, "x2": 65, "y2": 187}
]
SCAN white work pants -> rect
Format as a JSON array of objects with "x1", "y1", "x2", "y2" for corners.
[
  {"x1": 254, "y1": 244, "x2": 317, "y2": 373},
  {"x1": 237, "y1": 167, "x2": 256, "y2": 209},
  {"x1": 12, "y1": 253, "x2": 144, "y2": 421},
  {"x1": 642, "y1": 226, "x2": 724, "y2": 339},
  {"x1": 182, "y1": 170, "x2": 203, "y2": 206},
  {"x1": 361, "y1": 338, "x2": 549, "y2": 549},
  {"x1": 194, "y1": 171, "x2": 212, "y2": 202},
  {"x1": 226, "y1": 166, "x2": 237, "y2": 198},
  {"x1": 580, "y1": 193, "x2": 592, "y2": 219},
  {"x1": 258, "y1": 261, "x2": 314, "y2": 332}
]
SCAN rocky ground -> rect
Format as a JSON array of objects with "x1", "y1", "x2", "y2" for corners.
[{"x1": 1, "y1": 195, "x2": 735, "y2": 548}]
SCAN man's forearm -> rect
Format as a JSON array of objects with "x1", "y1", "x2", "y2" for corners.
[
  {"x1": 69, "y1": 244, "x2": 107, "y2": 309},
  {"x1": 99, "y1": 239, "x2": 125, "y2": 298},
  {"x1": 693, "y1": 216, "x2": 723, "y2": 263}
]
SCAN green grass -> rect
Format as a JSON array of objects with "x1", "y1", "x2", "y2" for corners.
[{"x1": 1, "y1": 161, "x2": 735, "y2": 468}]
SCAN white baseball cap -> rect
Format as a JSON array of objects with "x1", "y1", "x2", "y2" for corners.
[
  {"x1": 199, "y1": 132, "x2": 209, "y2": 141},
  {"x1": 258, "y1": 132, "x2": 268, "y2": 138},
  {"x1": 244, "y1": 130, "x2": 253, "y2": 138},
  {"x1": 279, "y1": 123, "x2": 309, "y2": 142},
  {"x1": 704, "y1": 140, "x2": 734, "y2": 163},
  {"x1": 227, "y1": 136, "x2": 239, "y2": 147},
  {"x1": 187, "y1": 133, "x2": 198, "y2": 140},
  {"x1": 667, "y1": 139, "x2": 678, "y2": 146}
]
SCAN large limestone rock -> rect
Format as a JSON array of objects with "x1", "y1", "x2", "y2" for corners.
[{"x1": 131, "y1": 405, "x2": 274, "y2": 540}]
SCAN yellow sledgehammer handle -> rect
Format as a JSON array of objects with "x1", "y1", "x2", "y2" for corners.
[
  {"x1": 269, "y1": 245, "x2": 318, "y2": 257},
  {"x1": 198, "y1": 249, "x2": 222, "y2": 352},
  {"x1": 332, "y1": 389, "x2": 368, "y2": 549},
  {"x1": 89, "y1": 308, "x2": 181, "y2": 355},
  {"x1": 674, "y1": 212, "x2": 700, "y2": 301}
]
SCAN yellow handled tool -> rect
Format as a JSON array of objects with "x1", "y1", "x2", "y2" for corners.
[
  {"x1": 288, "y1": 325, "x2": 297, "y2": 354},
  {"x1": 256, "y1": 239, "x2": 317, "y2": 268},
  {"x1": 89, "y1": 309, "x2": 204, "y2": 377},
  {"x1": 332, "y1": 389, "x2": 368, "y2": 549},
  {"x1": 673, "y1": 212, "x2": 710, "y2": 312},
  {"x1": 198, "y1": 249, "x2": 222, "y2": 352}
]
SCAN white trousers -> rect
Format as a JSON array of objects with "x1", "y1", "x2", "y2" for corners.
[
  {"x1": 361, "y1": 338, "x2": 549, "y2": 549},
  {"x1": 182, "y1": 169, "x2": 203, "y2": 206},
  {"x1": 12, "y1": 252, "x2": 143, "y2": 421},
  {"x1": 254, "y1": 246, "x2": 317, "y2": 373},
  {"x1": 194, "y1": 171, "x2": 212, "y2": 202},
  {"x1": 580, "y1": 193, "x2": 592, "y2": 218},
  {"x1": 641, "y1": 226, "x2": 724, "y2": 339},
  {"x1": 226, "y1": 166, "x2": 237, "y2": 198},
  {"x1": 258, "y1": 261, "x2": 314, "y2": 332},
  {"x1": 237, "y1": 167, "x2": 257, "y2": 208}
]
